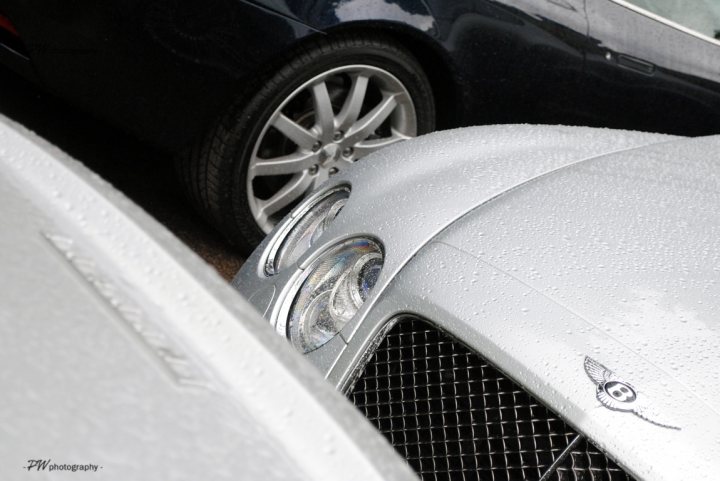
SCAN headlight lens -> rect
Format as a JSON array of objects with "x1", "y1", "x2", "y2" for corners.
[
  {"x1": 265, "y1": 186, "x2": 349, "y2": 276},
  {"x1": 287, "y1": 238, "x2": 383, "y2": 353}
]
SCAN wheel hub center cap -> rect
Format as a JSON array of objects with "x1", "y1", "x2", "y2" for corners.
[{"x1": 320, "y1": 143, "x2": 341, "y2": 165}]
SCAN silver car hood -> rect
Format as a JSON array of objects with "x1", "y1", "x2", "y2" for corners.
[
  {"x1": 236, "y1": 125, "x2": 676, "y2": 342},
  {"x1": 0, "y1": 116, "x2": 418, "y2": 481},
  {"x1": 235, "y1": 125, "x2": 719, "y2": 479},
  {"x1": 362, "y1": 131, "x2": 720, "y2": 479},
  {"x1": 236, "y1": 125, "x2": 676, "y2": 306},
  {"x1": 436, "y1": 132, "x2": 720, "y2": 416},
  {"x1": 412, "y1": 134, "x2": 720, "y2": 478}
]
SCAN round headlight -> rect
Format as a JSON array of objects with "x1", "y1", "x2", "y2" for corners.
[
  {"x1": 286, "y1": 238, "x2": 383, "y2": 353},
  {"x1": 264, "y1": 186, "x2": 350, "y2": 276}
]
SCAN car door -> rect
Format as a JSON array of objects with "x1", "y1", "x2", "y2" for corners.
[{"x1": 584, "y1": 0, "x2": 720, "y2": 136}]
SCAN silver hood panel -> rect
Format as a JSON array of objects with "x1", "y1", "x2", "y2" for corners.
[
  {"x1": 376, "y1": 241, "x2": 718, "y2": 480},
  {"x1": 421, "y1": 134, "x2": 720, "y2": 478},
  {"x1": 368, "y1": 132, "x2": 720, "y2": 480},
  {"x1": 235, "y1": 125, "x2": 674, "y2": 331},
  {"x1": 0, "y1": 116, "x2": 418, "y2": 481},
  {"x1": 234, "y1": 125, "x2": 720, "y2": 479},
  {"x1": 436, "y1": 134, "x2": 720, "y2": 417}
]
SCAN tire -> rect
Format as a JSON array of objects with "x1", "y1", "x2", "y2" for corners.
[{"x1": 177, "y1": 32, "x2": 436, "y2": 253}]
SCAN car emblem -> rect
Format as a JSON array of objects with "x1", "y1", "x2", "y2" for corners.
[{"x1": 584, "y1": 357, "x2": 680, "y2": 430}]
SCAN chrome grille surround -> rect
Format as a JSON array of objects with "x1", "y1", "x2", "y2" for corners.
[{"x1": 349, "y1": 318, "x2": 634, "y2": 481}]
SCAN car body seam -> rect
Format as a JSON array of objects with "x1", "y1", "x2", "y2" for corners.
[
  {"x1": 241, "y1": 0, "x2": 325, "y2": 34},
  {"x1": 351, "y1": 134, "x2": 682, "y2": 338}
]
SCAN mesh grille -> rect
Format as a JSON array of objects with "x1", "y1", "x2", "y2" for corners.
[
  {"x1": 349, "y1": 319, "x2": 634, "y2": 481},
  {"x1": 553, "y1": 438, "x2": 633, "y2": 481}
]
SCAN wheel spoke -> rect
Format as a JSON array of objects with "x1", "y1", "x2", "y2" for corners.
[
  {"x1": 352, "y1": 131, "x2": 410, "y2": 158},
  {"x1": 250, "y1": 151, "x2": 317, "y2": 177},
  {"x1": 272, "y1": 113, "x2": 318, "y2": 150},
  {"x1": 248, "y1": 64, "x2": 418, "y2": 232},
  {"x1": 336, "y1": 73, "x2": 369, "y2": 132},
  {"x1": 258, "y1": 172, "x2": 313, "y2": 220},
  {"x1": 312, "y1": 169, "x2": 330, "y2": 188},
  {"x1": 344, "y1": 94, "x2": 398, "y2": 145},
  {"x1": 311, "y1": 81, "x2": 335, "y2": 142}
]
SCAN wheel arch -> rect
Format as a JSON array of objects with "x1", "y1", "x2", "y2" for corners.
[
  {"x1": 243, "y1": 1, "x2": 462, "y2": 128},
  {"x1": 317, "y1": 21, "x2": 460, "y2": 130},
  {"x1": 208, "y1": 16, "x2": 461, "y2": 138}
]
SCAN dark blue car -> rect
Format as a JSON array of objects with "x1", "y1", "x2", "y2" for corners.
[{"x1": 0, "y1": 0, "x2": 718, "y2": 250}]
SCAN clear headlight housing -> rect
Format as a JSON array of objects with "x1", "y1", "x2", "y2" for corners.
[
  {"x1": 287, "y1": 238, "x2": 383, "y2": 353},
  {"x1": 264, "y1": 186, "x2": 349, "y2": 276}
]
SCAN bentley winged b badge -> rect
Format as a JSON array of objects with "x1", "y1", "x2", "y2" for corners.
[{"x1": 584, "y1": 357, "x2": 680, "y2": 430}]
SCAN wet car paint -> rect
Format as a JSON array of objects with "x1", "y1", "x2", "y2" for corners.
[
  {"x1": 0, "y1": 0, "x2": 718, "y2": 157},
  {"x1": 234, "y1": 125, "x2": 720, "y2": 480}
]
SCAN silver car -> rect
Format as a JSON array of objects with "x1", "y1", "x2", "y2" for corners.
[
  {"x1": 0, "y1": 115, "x2": 417, "y2": 481},
  {"x1": 234, "y1": 125, "x2": 720, "y2": 481}
]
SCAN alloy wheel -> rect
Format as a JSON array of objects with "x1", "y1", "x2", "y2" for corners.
[{"x1": 247, "y1": 64, "x2": 417, "y2": 233}]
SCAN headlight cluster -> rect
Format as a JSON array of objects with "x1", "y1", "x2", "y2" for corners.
[
  {"x1": 264, "y1": 184, "x2": 383, "y2": 353},
  {"x1": 287, "y1": 238, "x2": 383, "y2": 353},
  {"x1": 264, "y1": 186, "x2": 349, "y2": 276}
]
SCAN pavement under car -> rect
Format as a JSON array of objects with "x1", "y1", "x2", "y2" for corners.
[{"x1": 0, "y1": 65, "x2": 244, "y2": 280}]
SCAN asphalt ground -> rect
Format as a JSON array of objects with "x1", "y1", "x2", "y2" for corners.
[{"x1": 0, "y1": 65, "x2": 245, "y2": 280}]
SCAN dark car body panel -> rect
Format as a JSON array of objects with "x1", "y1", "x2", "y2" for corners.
[
  {"x1": 249, "y1": 0, "x2": 592, "y2": 128},
  {"x1": 0, "y1": 0, "x2": 717, "y2": 153},
  {"x1": 0, "y1": 0, "x2": 321, "y2": 149},
  {"x1": 584, "y1": 0, "x2": 720, "y2": 135}
]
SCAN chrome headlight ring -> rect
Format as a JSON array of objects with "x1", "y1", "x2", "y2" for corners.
[
  {"x1": 273, "y1": 237, "x2": 384, "y2": 354},
  {"x1": 263, "y1": 185, "x2": 350, "y2": 277}
]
